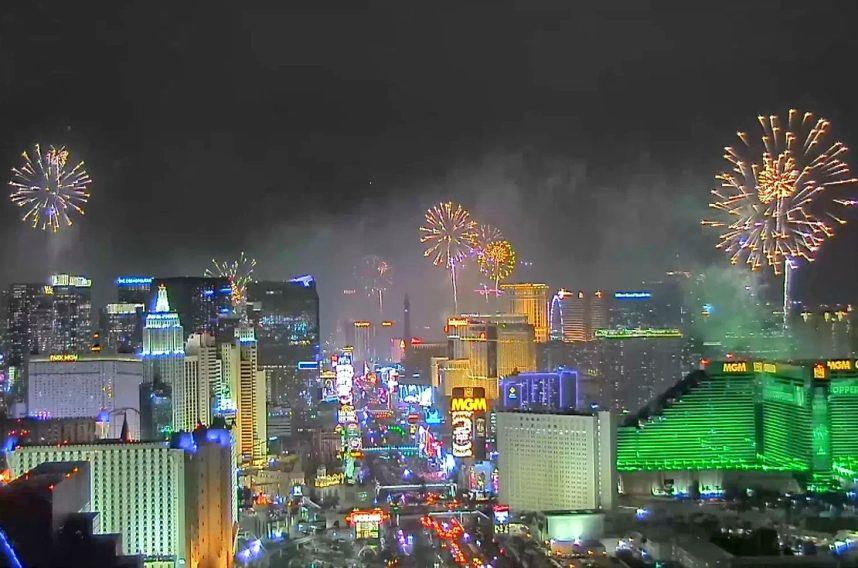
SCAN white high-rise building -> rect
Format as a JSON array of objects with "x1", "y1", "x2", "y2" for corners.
[
  {"x1": 8, "y1": 440, "x2": 187, "y2": 561},
  {"x1": 142, "y1": 284, "x2": 184, "y2": 386},
  {"x1": 175, "y1": 333, "x2": 220, "y2": 432},
  {"x1": 27, "y1": 354, "x2": 143, "y2": 439},
  {"x1": 497, "y1": 410, "x2": 616, "y2": 512},
  {"x1": 8, "y1": 429, "x2": 237, "y2": 566},
  {"x1": 221, "y1": 325, "x2": 267, "y2": 465}
]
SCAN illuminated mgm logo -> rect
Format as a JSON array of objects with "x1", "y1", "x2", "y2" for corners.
[{"x1": 450, "y1": 396, "x2": 487, "y2": 412}]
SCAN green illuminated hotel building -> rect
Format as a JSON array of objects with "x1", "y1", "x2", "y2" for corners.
[{"x1": 617, "y1": 359, "x2": 858, "y2": 492}]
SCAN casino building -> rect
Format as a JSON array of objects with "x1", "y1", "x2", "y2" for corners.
[{"x1": 617, "y1": 359, "x2": 858, "y2": 495}]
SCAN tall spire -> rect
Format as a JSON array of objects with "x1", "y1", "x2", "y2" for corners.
[
  {"x1": 120, "y1": 413, "x2": 130, "y2": 442},
  {"x1": 154, "y1": 284, "x2": 171, "y2": 313},
  {"x1": 403, "y1": 293, "x2": 411, "y2": 347}
]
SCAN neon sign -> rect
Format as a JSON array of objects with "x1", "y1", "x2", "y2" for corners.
[
  {"x1": 826, "y1": 359, "x2": 853, "y2": 371},
  {"x1": 450, "y1": 387, "x2": 487, "y2": 460},
  {"x1": 115, "y1": 276, "x2": 153, "y2": 287},
  {"x1": 451, "y1": 396, "x2": 487, "y2": 412},
  {"x1": 336, "y1": 354, "x2": 354, "y2": 404},
  {"x1": 346, "y1": 508, "x2": 389, "y2": 540},
  {"x1": 614, "y1": 291, "x2": 652, "y2": 300},
  {"x1": 314, "y1": 473, "x2": 344, "y2": 488},
  {"x1": 721, "y1": 361, "x2": 748, "y2": 373},
  {"x1": 49, "y1": 354, "x2": 79, "y2": 362},
  {"x1": 338, "y1": 405, "x2": 357, "y2": 424}
]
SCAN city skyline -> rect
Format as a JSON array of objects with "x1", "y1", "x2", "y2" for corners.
[
  {"x1": 1, "y1": 3, "x2": 858, "y2": 334},
  {"x1": 5, "y1": 4, "x2": 858, "y2": 566}
]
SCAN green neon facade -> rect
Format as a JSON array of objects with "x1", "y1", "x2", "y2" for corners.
[
  {"x1": 594, "y1": 328, "x2": 683, "y2": 339},
  {"x1": 617, "y1": 360, "x2": 858, "y2": 491}
]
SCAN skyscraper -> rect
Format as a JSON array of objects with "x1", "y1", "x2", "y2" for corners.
[
  {"x1": 500, "y1": 370, "x2": 578, "y2": 411},
  {"x1": 5, "y1": 277, "x2": 93, "y2": 402},
  {"x1": 549, "y1": 289, "x2": 584, "y2": 342},
  {"x1": 175, "y1": 333, "x2": 220, "y2": 432},
  {"x1": 497, "y1": 409, "x2": 616, "y2": 512},
  {"x1": 500, "y1": 282, "x2": 550, "y2": 343},
  {"x1": 101, "y1": 302, "x2": 144, "y2": 354},
  {"x1": 590, "y1": 290, "x2": 609, "y2": 338},
  {"x1": 45, "y1": 273, "x2": 94, "y2": 355},
  {"x1": 174, "y1": 428, "x2": 236, "y2": 568},
  {"x1": 0, "y1": 461, "x2": 141, "y2": 567},
  {"x1": 142, "y1": 285, "x2": 184, "y2": 386},
  {"x1": 597, "y1": 330, "x2": 688, "y2": 412},
  {"x1": 150, "y1": 277, "x2": 233, "y2": 339},
  {"x1": 247, "y1": 276, "x2": 319, "y2": 421},
  {"x1": 444, "y1": 314, "x2": 537, "y2": 400},
  {"x1": 8, "y1": 429, "x2": 236, "y2": 565},
  {"x1": 353, "y1": 320, "x2": 372, "y2": 363},
  {"x1": 221, "y1": 325, "x2": 267, "y2": 465},
  {"x1": 115, "y1": 276, "x2": 153, "y2": 305},
  {"x1": 9, "y1": 440, "x2": 187, "y2": 562},
  {"x1": 140, "y1": 285, "x2": 184, "y2": 439},
  {"x1": 5, "y1": 283, "x2": 51, "y2": 388}
]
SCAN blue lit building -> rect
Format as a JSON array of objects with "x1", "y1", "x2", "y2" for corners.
[
  {"x1": 500, "y1": 370, "x2": 578, "y2": 411},
  {"x1": 150, "y1": 277, "x2": 232, "y2": 339},
  {"x1": 115, "y1": 276, "x2": 153, "y2": 305},
  {"x1": 140, "y1": 285, "x2": 184, "y2": 439},
  {"x1": 248, "y1": 277, "x2": 320, "y2": 424}
]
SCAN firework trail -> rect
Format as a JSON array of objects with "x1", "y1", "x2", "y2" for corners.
[
  {"x1": 702, "y1": 109, "x2": 857, "y2": 327},
  {"x1": 206, "y1": 252, "x2": 257, "y2": 312},
  {"x1": 355, "y1": 255, "x2": 393, "y2": 314},
  {"x1": 419, "y1": 201, "x2": 477, "y2": 313}
]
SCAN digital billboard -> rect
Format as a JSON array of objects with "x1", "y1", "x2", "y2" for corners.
[
  {"x1": 336, "y1": 354, "x2": 354, "y2": 404},
  {"x1": 450, "y1": 387, "x2": 488, "y2": 460},
  {"x1": 320, "y1": 370, "x2": 337, "y2": 402},
  {"x1": 346, "y1": 509, "x2": 390, "y2": 540},
  {"x1": 398, "y1": 384, "x2": 434, "y2": 407}
]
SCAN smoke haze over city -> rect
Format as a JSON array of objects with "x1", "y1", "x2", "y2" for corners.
[{"x1": 1, "y1": 1, "x2": 858, "y2": 333}]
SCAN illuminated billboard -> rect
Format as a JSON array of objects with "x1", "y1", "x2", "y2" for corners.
[
  {"x1": 336, "y1": 354, "x2": 354, "y2": 404},
  {"x1": 493, "y1": 504, "x2": 510, "y2": 533},
  {"x1": 450, "y1": 387, "x2": 488, "y2": 459},
  {"x1": 320, "y1": 370, "x2": 338, "y2": 402},
  {"x1": 398, "y1": 384, "x2": 434, "y2": 407},
  {"x1": 338, "y1": 405, "x2": 357, "y2": 424},
  {"x1": 613, "y1": 290, "x2": 652, "y2": 300},
  {"x1": 346, "y1": 508, "x2": 390, "y2": 540}
]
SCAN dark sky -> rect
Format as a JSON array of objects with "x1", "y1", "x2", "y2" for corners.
[{"x1": 1, "y1": 1, "x2": 858, "y2": 336}]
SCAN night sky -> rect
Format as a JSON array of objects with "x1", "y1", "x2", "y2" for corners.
[{"x1": 1, "y1": 1, "x2": 858, "y2": 334}]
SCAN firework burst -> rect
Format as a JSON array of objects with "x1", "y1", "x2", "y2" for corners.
[
  {"x1": 471, "y1": 223, "x2": 504, "y2": 257},
  {"x1": 9, "y1": 144, "x2": 92, "y2": 232},
  {"x1": 702, "y1": 109, "x2": 857, "y2": 327},
  {"x1": 478, "y1": 239, "x2": 516, "y2": 283},
  {"x1": 355, "y1": 255, "x2": 393, "y2": 314},
  {"x1": 419, "y1": 201, "x2": 477, "y2": 312},
  {"x1": 205, "y1": 252, "x2": 257, "y2": 311}
]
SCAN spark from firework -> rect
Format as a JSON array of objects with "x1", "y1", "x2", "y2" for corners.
[
  {"x1": 355, "y1": 255, "x2": 393, "y2": 314},
  {"x1": 701, "y1": 109, "x2": 857, "y2": 327},
  {"x1": 471, "y1": 223, "x2": 504, "y2": 257},
  {"x1": 9, "y1": 144, "x2": 92, "y2": 232},
  {"x1": 478, "y1": 239, "x2": 516, "y2": 295},
  {"x1": 419, "y1": 201, "x2": 477, "y2": 312},
  {"x1": 205, "y1": 252, "x2": 257, "y2": 311}
]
